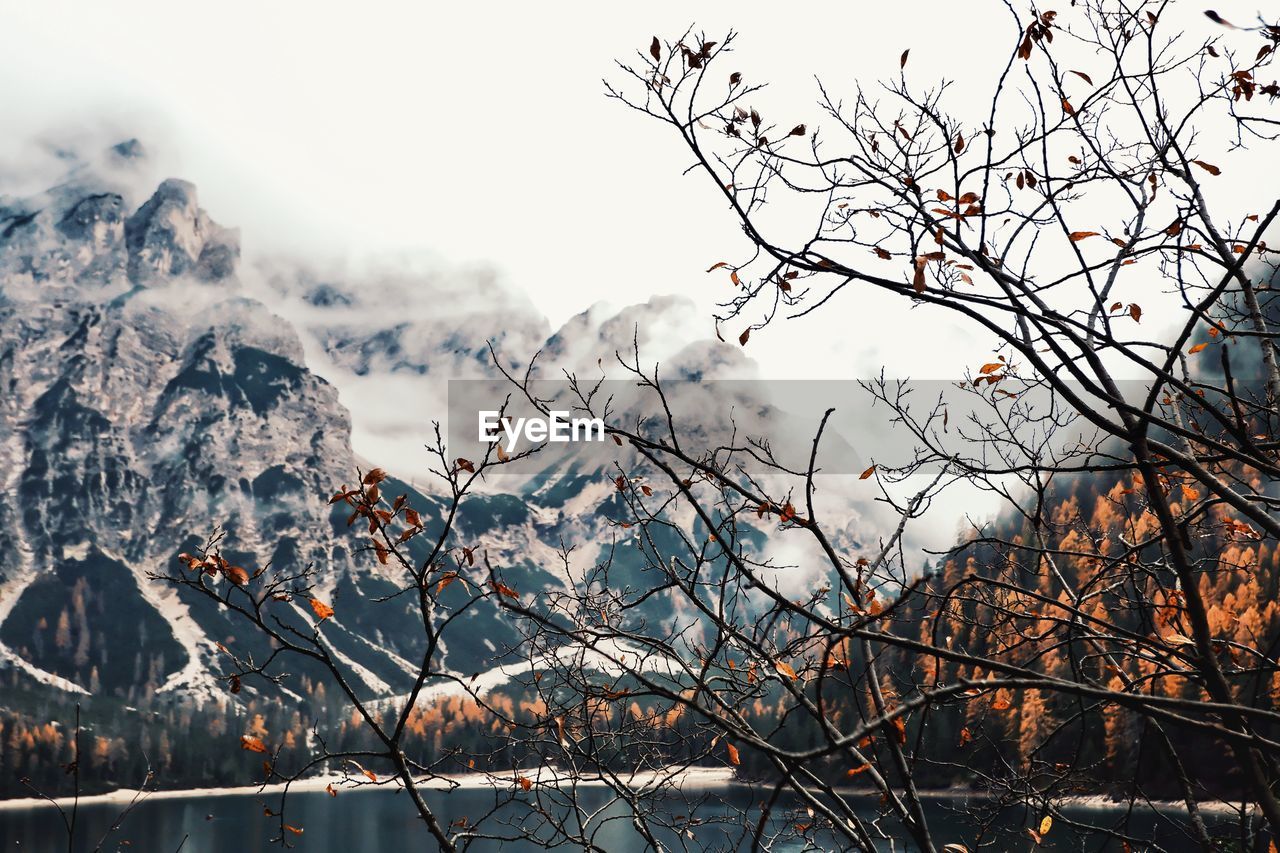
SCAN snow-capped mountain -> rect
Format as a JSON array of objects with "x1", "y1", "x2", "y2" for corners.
[
  {"x1": 0, "y1": 142, "x2": 878, "y2": 713},
  {"x1": 0, "y1": 143, "x2": 569, "y2": 705}
]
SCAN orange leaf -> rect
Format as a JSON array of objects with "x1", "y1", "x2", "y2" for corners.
[
  {"x1": 726, "y1": 743, "x2": 741, "y2": 765},
  {"x1": 912, "y1": 263, "x2": 926, "y2": 293},
  {"x1": 240, "y1": 735, "x2": 269, "y2": 754},
  {"x1": 284, "y1": 825, "x2": 304, "y2": 836},
  {"x1": 890, "y1": 716, "x2": 907, "y2": 745},
  {"x1": 775, "y1": 661, "x2": 798, "y2": 680},
  {"x1": 518, "y1": 776, "x2": 533, "y2": 792},
  {"x1": 1068, "y1": 231, "x2": 1100, "y2": 242},
  {"x1": 738, "y1": 328, "x2": 750, "y2": 346},
  {"x1": 490, "y1": 580, "x2": 520, "y2": 600},
  {"x1": 224, "y1": 565, "x2": 250, "y2": 586},
  {"x1": 847, "y1": 763, "x2": 871, "y2": 777},
  {"x1": 1188, "y1": 343, "x2": 1209, "y2": 354},
  {"x1": 347, "y1": 759, "x2": 377, "y2": 782},
  {"x1": 859, "y1": 464, "x2": 876, "y2": 480},
  {"x1": 327, "y1": 488, "x2": 359, "y2": 506},
  {"x1": 326, "y1": 783, "x2": 337, "y2": 797},
  {"x1": 991, "y1": 698, "x2": 1012, "y2": 711},
  {"x1": 1192, "y1": 160, "x2": 1221, "y2": 176},
  {"x1": 309, "y1": 598, "x2": 335, "y2": 622}
]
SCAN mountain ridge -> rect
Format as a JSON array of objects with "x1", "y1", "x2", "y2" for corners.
[{"x1": 0, "y1": 147, "x2": 510, "y2": 704}]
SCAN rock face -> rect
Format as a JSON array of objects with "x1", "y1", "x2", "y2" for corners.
[
  {"x1": 124, "y1": 179, "x2": 240, "y2": 286},
  {"x1": 0, "y1": 149, "x2": 542, "y2": 704},
  {"x1": 0, "y1": 143, "x2": 863, "y2": 712}
]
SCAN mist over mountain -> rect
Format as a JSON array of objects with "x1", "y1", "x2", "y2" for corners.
[
  {"x1": 0, "y1": 141, "x2": 877, "y2": 719},
  {"x1": 0, "y1": 143, "x2": 546, "y2": 704}
]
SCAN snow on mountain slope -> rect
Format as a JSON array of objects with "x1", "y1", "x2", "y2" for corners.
[
  {"x1": 0, "y1": 144, "x2": 540, "y2": 704},
  {"x1": 0, "y1": 141, "x2": 881, "y2": 713}
]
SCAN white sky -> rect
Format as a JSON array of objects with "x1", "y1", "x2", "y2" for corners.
[
  {"x1": 2, "y1": 1, "x2": 1270, "y2": 371},
  {"x1": 1, "y1": 0, "x2": 1017, "y2": 377},
  {"x1": 1, "y1": 0, "x2": 1273, "y2": 556}
]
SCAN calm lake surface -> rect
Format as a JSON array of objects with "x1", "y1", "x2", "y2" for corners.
[{"x1": 0, "y1": 785, "x2": 1238, "y2": 852}]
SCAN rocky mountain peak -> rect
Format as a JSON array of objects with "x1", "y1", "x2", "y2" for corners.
[
  {"x1": 0, "y1": 142, "x2": 803, "y2": 713},
  {"x1": 125, "y1": 178, "x2": 239, "y2": 286},
  {"x1": 0, "y1": 152, "x2": 239, "y2": 296},
  {"x1": 0, "y1": 155, "x2": 543, "y2": 704}
]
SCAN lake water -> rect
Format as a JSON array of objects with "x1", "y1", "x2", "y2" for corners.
[{"x1": 0, "y1": 784, "x2": 1236, "y2": 851}]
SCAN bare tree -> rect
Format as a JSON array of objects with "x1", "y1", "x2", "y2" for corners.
[
  {"x1": 158, "y1": 1, "x2": 1280, "y2": 851},
  {"x1": 154, "y1": 426, "x2": 565, "y2": 851},
  {"x1": 18, "y1": 704, "x2": 180, "y2": 853},
  {"x1": 501, "y1": 0, "x2": 1277, "y2": 849}
]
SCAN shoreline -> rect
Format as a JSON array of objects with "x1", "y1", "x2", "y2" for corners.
[
  {"x1": 0, "y1": 766, "x2": 739, "y2": 812},
  {"x1": 0, "y1": 769, "x2": 1253, "y2": 819},
  {"x1": 910, "y1": 789, "x2": 1251, "y2": 817}
]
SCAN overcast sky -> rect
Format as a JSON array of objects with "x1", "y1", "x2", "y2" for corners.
[
  {"x1": 3, "y1": 1, "x2": 1270, "y2": 362},
  {"x1": 2, "y1": 0, "x2": 1274, "y2": 556},
  {"x1": 0, "y1": 1, "x2": 1016, "y2": 375}
]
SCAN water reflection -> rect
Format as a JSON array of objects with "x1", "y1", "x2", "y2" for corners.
[{"x1": 0, "y1": 784, "x2": 1232, "y2": 852}]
